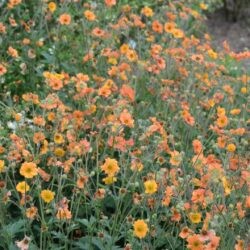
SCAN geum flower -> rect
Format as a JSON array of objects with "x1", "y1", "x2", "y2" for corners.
[
  {"x1": 133, "y1": 219, "x2": 148, "y2": 239},
  {"x1": 100, "y1": 157, "x2": 120, "y2": 176}
]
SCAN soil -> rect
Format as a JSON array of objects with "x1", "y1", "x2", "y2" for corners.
[{"x1": 205, "y1": 7, "x2": 250, "y2": 70}]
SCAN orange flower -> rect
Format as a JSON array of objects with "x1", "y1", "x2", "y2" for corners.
[
  {"x1": 230, "y1": 109, "x2": 241, "y2": 115},
  {"x1": 0, "y1": 22, "x2": 7, "y2": 33},
  {"x1": 54, "y1": 147, "x2": 65, "y2": 157},
  {"x1": 15, "y1": 236, "x2": 31, "y2": 250},
  {"x1": 133, "y1": 219, "x2": 148, "y2": 239},
  {"x1": 100, "y1": 158, "x2": 120, "y2": 176},
  {"x1": 56, "y1": 208, "x2": 72, "y2": 220},
  {"x1": 192, "y1": 139, "x2": 202, "y2": 154},
  {"x1": 227, "y1": 143, "x2": 236, "y2": 152},
  {"x1": 102, "y1": 175, "x2": 117, "y2": 185},
  {"x1": 84, "y1": 10, "x2": 96, "y2": 21},
  {"x1": 105, "y1": 0, "x2": 116, "y2": 7},
  {"x1": 26, "y1": 206, "x2": 38, "y2": 219},
  {"x1": 33, "y1": 132, "x2": 45, "y2": 144},
  {"x1": 216, "y1": 115, "x2": 228, "y2": 128},
  {"x1": 141, "y1": 6, "x2": 154, "y2": 17},
  {"x1": 171, "y1": 208, "x2": 181, "y2": 222},
  {"x1": 120, "y1": 84, "x2": 135, "y2": 102},
  {"x1": 92, "y1": 27, "x2": 105, "y2": 37},
  {"x1": 54, "y1": 133, "x2": 64, "y2": 144},
  {"x1": 126, "y1": 49, "x2": 138, "y2": 62},
  {"x1": 119, "y1": 109, "x2": 134, "y2": 128},
  {"x1": 76, "y1": 171, "x2": 88, "y2": 189},
  {"x1": 7, "y1": 46, "x2": 19, "y2": 58},
  {"x1": 169, "y1": 150, "x2": 182, "y2": 166},
  {"x1": 164, "y1": 22, "x2": 176, "y2": 33},
  {"x1": 152, "y1": 20, "x2": 163, "y2": 33},
  {"x1": 20, "y1": 162, "x2": 38, "y2": 179},
  {"x1": 187, "y1": 234, "x2": 203, "y2": 250},
  {"x1": 41, "y1": 190, "x2": 55, "y2": 203},
  {"x1": 189, "y1": 212, "x2": 202, "y2": 224},
  {"x1": 33, "y1": 116, "x2": 46, "y2": 126},
  {"x1": 179, "y1": 226, "x2": 192, "y2": 239},
  {"x1": 0, "y1": 160, "x2": 5, "y2": 173},
  {"x1": 120, "y1": 44, "x2": 130, "y2": 54},
  {"x1": 172, "y1": 28, "x2": 184, "y2": 38},
  {"x1": 48, "y1": 2, "x2": 56, "y2": 13},
  {"x1": 59, "y1": 13, "x2": 71, "y2": 25},
  {"x1": 191, "y1": 54, "x2": 204, "y2": 64},
  {"x1": 16, "y1": 181, "x2": 30, "y2": 194},
  {"x1": 38, "y1": 167, "x2": 51, "y2": 182},
  {"x1": 217, "y1": 136, "x2": 227, "y2": 148},
  {"x1": 235, "y1": 239, "x2": 245, "y2": 250},
  {"x1": 0, "y1": 63, "x2": 7, "y2": 75},
  {"x1": 48, "y1": 78, "x2": 63, "y2": 90},
  {"x1": 144, "y1": 180, "x2": 158, "y2": 194}
]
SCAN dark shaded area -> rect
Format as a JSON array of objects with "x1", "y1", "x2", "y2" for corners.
[{"x1": 206, "y1": 7, "x2": 250, "y2": 69}]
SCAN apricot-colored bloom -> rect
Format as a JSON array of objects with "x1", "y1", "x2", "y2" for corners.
[
  {"x1": 54, "y1": 147, "x2": 65, "y2": 157},
  {"x1": 101, "y1": 158, "x2": 120, "y2": 176},
  {"x1": 131, "y1": 159, "x2": 143, "y2": 172},
  {"x1": 76, "y1": 171, "x2": 88, "y2": 189},
  {"x1": 164, "y1": 22, "x2": 176, "y2": 33},
  {"x1": 152, "y1": 20, "x2": 163, "y2": 33},
  {"x1": 26, "y1": 206, "x2": 38, "y2": 219},
  {"x1": 230, "y1": 109, "x2": 241, "y2": 115},
  {"x1": 0, "y1": 160, "x2": 5, "y2": 173},
  {"x1": 15, "y1": 235, "x2": 31, "y2": 250},
  {"x1": 133, "y1": 219, "x2": 148, "y2": 239},
  {"x1": 179, "y1": 226, "x2": 192, "y2": 239},
  {"x1": 54, "y1": 133, "x2": 64, "y2": 144},
  {"x1": 92, "y1": 27, "x2": 105, "y2": 37},
  {"x1": 191, "y1": 189, "x2": 205, "y2": 204},
  {"x1": 119, "y1": 109, "x2": 134, "y2": 128},
  {"x1": 126, "y1": 49, "x2": 138, "y2": 62},
  {"x1": 37, "y1": 167, "x2": 51, "y2": 182},
  {"x1": 172, "y1": 28, "x2": 184, "y2": 38},
  {"x1": 33, "y1": 132, "x2": 45, "y2": 144},
  {"x1": 16, "y1": 181, "x2": 30, "y2": 194},
  {"x1": 94, "y1": 188, "x2": 106, "y2": 199},
  {"x1": 216, "y1": 115, "x2": 228, "y2": 128},
  {"x1": 56, "y1": 208, "x2": 72, "y2": 220},
  {"x1": 141, "y1": 6, "x2": 154, "y2": 17},
  {"x1": 187, "y1": 234, "x2": 203, "y2": 250},
  {"x1": 41, "y1": 190, "x2": 55, "y2": 203},
  {"x1": 189, "y1": 212, "x2": 202, "y2": 224},
  {"x1": 33, "y1": 116, "x2": 46, "y2": 126},
  {"x1": 8, "y1": 46, "x2": 19, "y2": 58},
  {"x1": 171, "y1": 208, "x2": 181, "y2": 222},
  {"x1": 84, "y1": 10, "x2": 96, "y2": 21},
  {"x1": 105, "y1": 0, "x2": 116, "y2": 7},
  {"x1": 20, "y1": 162, "x2": 38, "y2": 179},
  {"x1": 162, "y1": 186, "x2": 173, "y2": 206},
  {"x1": 221, "y1": 176, "x2": 231, "y2": 196},
  {"x1": 144, "y1": 180, "x2": 158, "y2": 194},
  {"x1": 227, "y1": 143, "x2": 236, "y2": 152},
  {"x1": 102, "y1": 175, "x2": 117, "y2": 185},
  {"x1": 192, "y1": 139, "x2": 203, "y2": 154},
  {"x1": 0, "y1": 63, "x2": 7, "y2": 75},
  {"x1": 234, "y1": 239, "x2": 244, "y2": 250},
  {"x1": 0, "y1": 22, "x2": 6, "y2": 33},
  {"x1": 59, "y1": 13, "x2": 71, "y2": 25},
  {"x1": 169, "y1": 150, "x2": 182, "y2": 166},
  {"x1": 120, "y1": 84, "x2": 135, "y2": 102},
  {"x1": 48, "y1": 2, "x2": 56, "y2": 13}
]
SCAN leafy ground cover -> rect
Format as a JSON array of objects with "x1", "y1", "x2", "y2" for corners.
[{"x1": 0, "y1": 0, "x2": 249, "y2": 249}]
